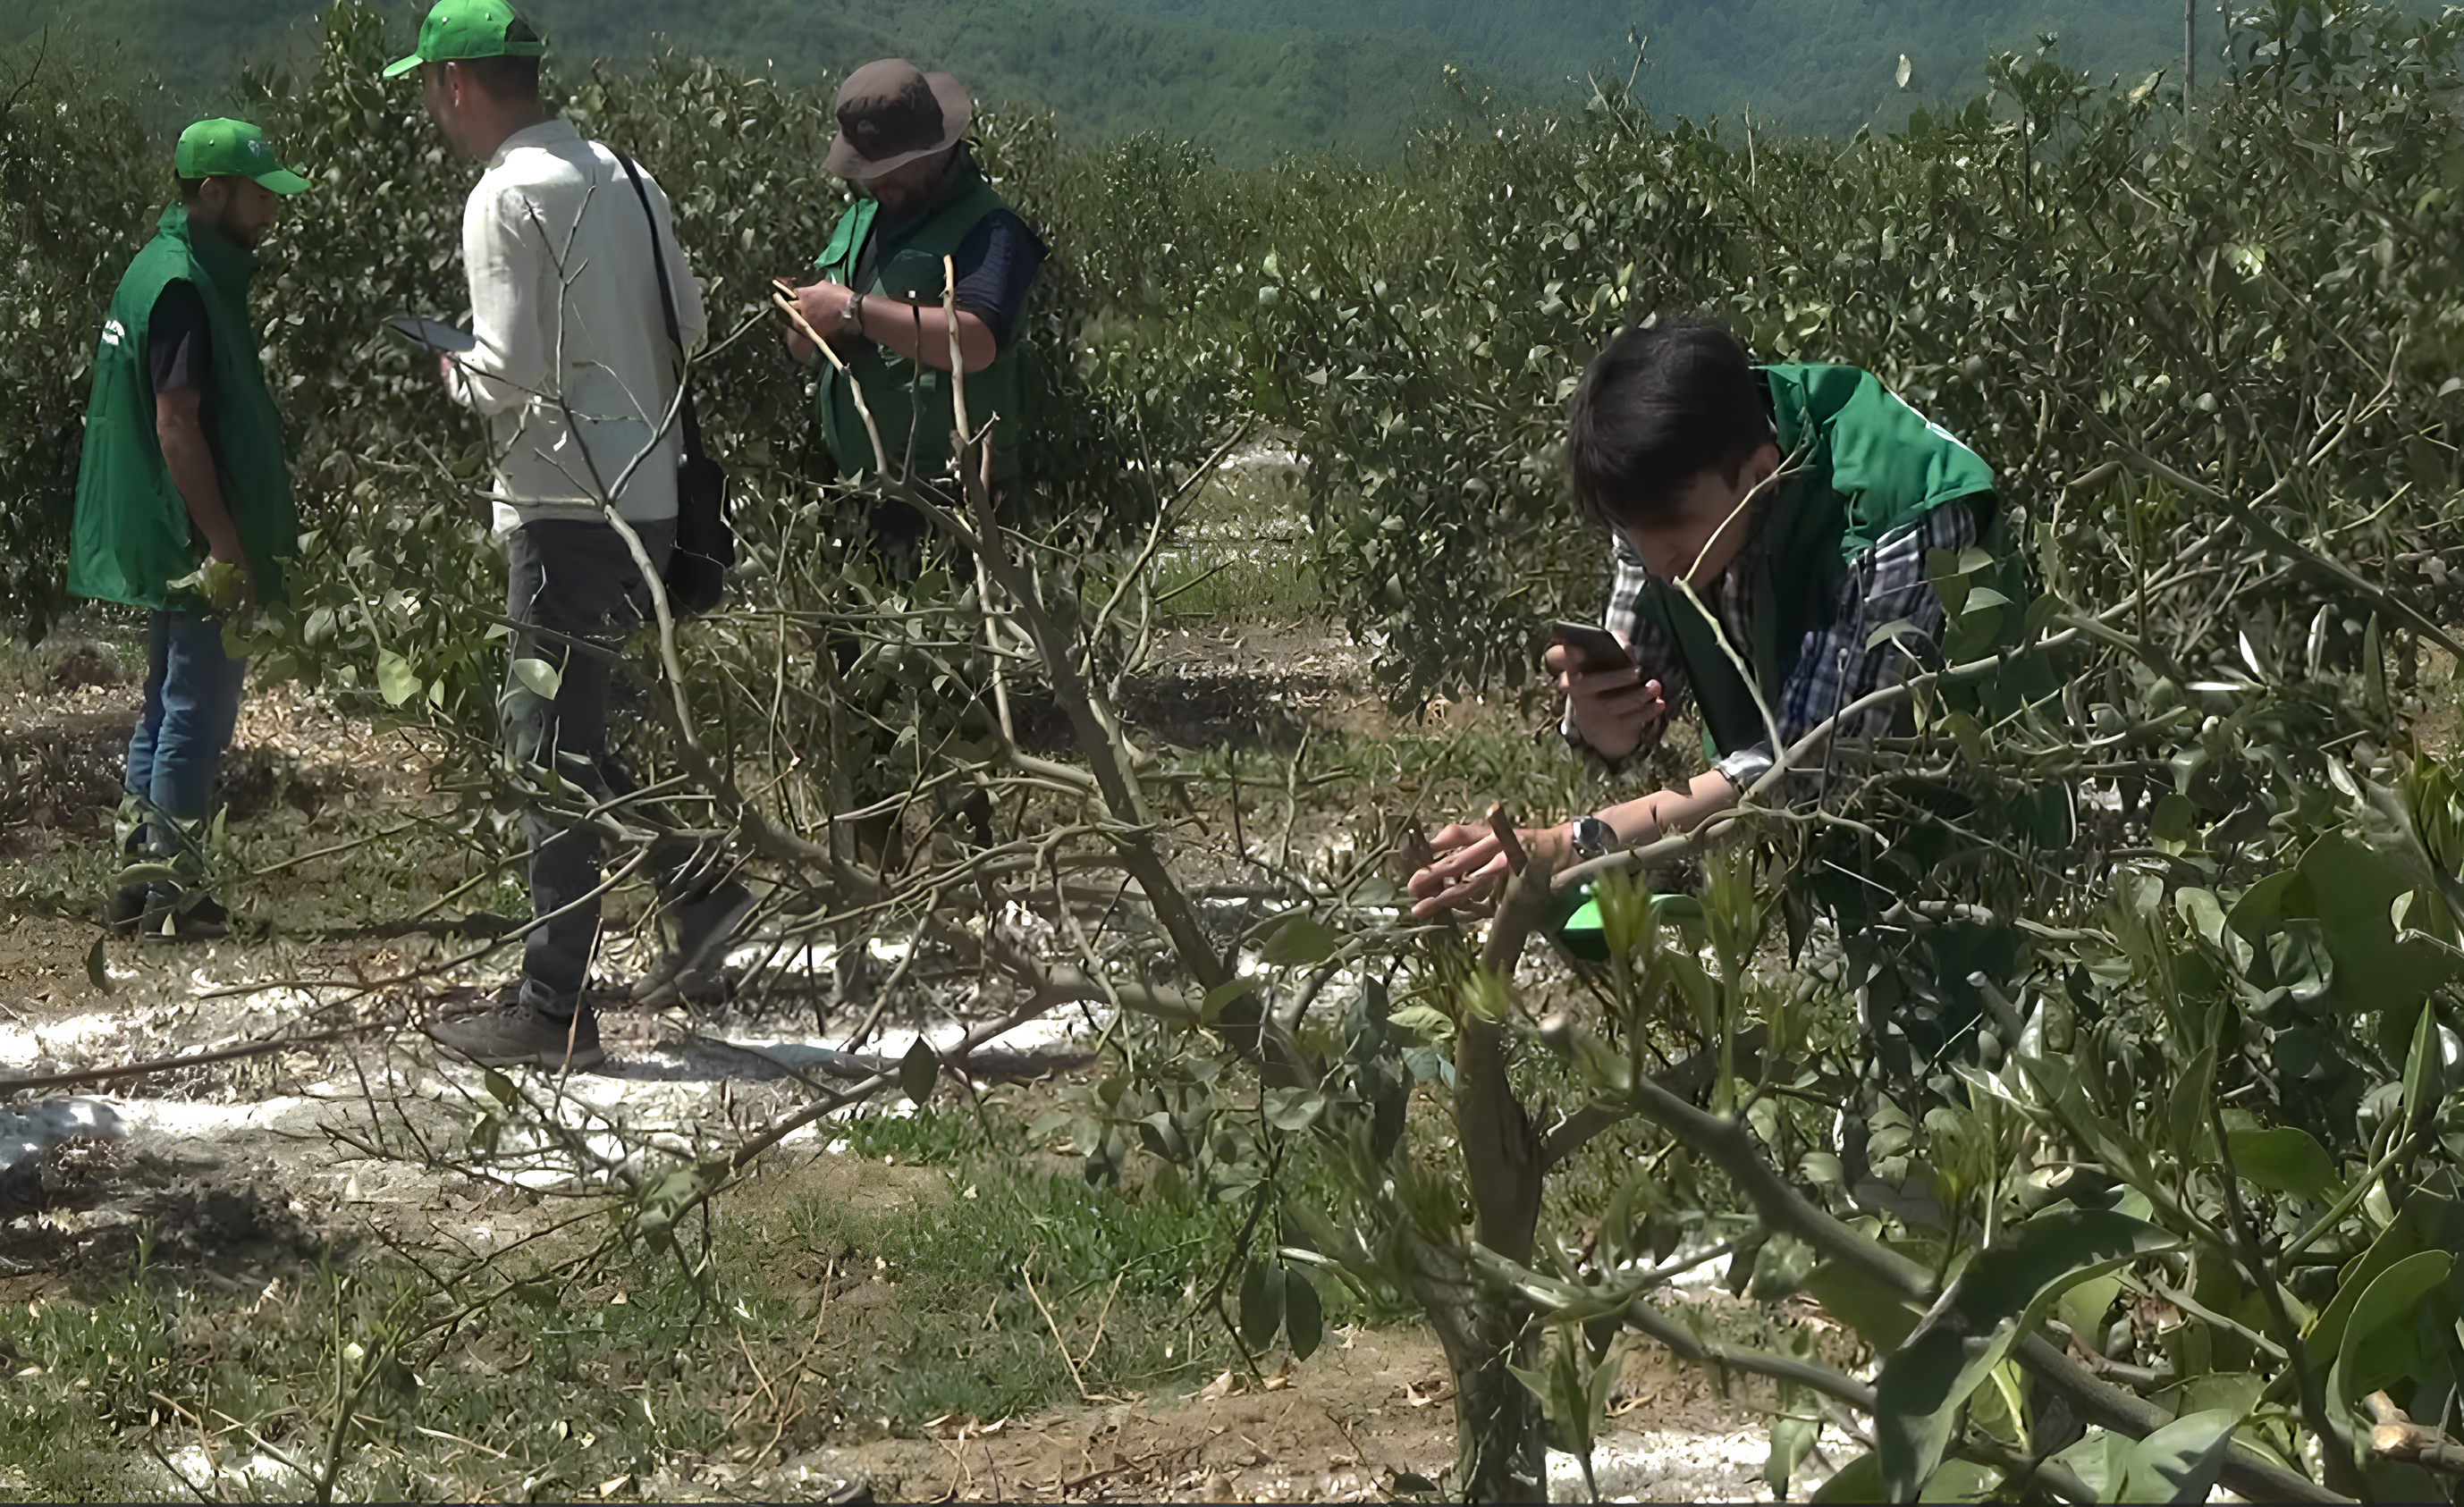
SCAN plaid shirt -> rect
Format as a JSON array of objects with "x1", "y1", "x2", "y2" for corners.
[{"x1": 1588, "y1": 500, "x2": 1978, "y2": 766}]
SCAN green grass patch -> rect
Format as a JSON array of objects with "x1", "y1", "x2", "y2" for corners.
[
  {"x1": 0, "y1": 1100, "x2": 1366, "y2": 1497},
  {"x1": 0, "y1": 1234, "x2": 746, "y2": 1502},
  {"x1": 1154, "y1": 461, "x2": 1321, "y2": 623}
]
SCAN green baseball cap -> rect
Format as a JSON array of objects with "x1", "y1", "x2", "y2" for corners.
[
  {"x1": 383, "y1": 0, "x2": 546, "y2": 80},
  {"x1": 173, "y1": 118, "x2": 311, "y2": 194}
]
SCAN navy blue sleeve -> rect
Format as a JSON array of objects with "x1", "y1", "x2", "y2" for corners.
[
  {"x1": 148, "y1": 280, "x2": 212, "y2": 394},
  {"x1": 948, "y1": 209, "x2": 1046, "y2": 349}
]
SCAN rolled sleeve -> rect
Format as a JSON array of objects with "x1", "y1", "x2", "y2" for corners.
[{"x1": 1563, "y1": 531, "x2": 1687, "y2": 756}]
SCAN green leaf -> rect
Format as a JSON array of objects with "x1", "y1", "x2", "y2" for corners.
[
  {"x1": 511, "y1": 656, "x2": 562, "y2": 701},
  {"x1": 2401, "y1": 1000, "x2": 2441, "y2": 1137},
  {"x1": 1259, "y1": 915, "x2": 1344, "y2": 967},
  {"x1": 2225, "y1": 1126, "x2": 2337, "y2": 1202},
  {"x1": 2226, "y1": 870, "x2": 2307, "y2": 943},
  {"x1": 2114, "y1": 1410, "x2": 2239, "y2": 1503},
  {"x1": 2149, "y1": 793, "x2": 2198, "y2": 844},
  {"x1": 1875, "y1": 1210, "x2": 2176, "y2": 1499},
  {"x1": 2056, "y1": 1273, "x2": 2122, "y2": 1355},
  {"x1": 899, "y1": 1038, "x2": 939, "y2": 1103},
  {"x1": 1238, "y1": 1259, "x2": 1285, "y2": 1351},
  {"x1": 2303, "y1": 1196, "x2": 2441, "y2": 1366},
  {"x1": 1262, "y1": 1085, "x2": 1325, "y2": 1132},
  {"x1": 114, "y1": 862, "x2": 182, "y2": 889},
  {"x1": 2166, "y1": 1042, "x2": 2215, "y2": 1164},
  {"x1": 1388, "y1": 1003, "x2": 1455, "y2": 1040},
  {"x1": 2299, "y1": 834, "x2": 2451, "y2": 1018},
  {"x1": 1768, "y1": 1412, "x2": 1820, "y2": 1500},
  {"x1": 84, "y1": 934, "x2": 111, "y2": 996},
  {"x1": 1865, "y1": 616, "x2": 1918, "y2": 650},
  {"x1": 376, "y1": 649, "x2": 420, "y2": 706},
  {"x1": 1202, "y1": 976, "x2": 1257, "y2": 1023},
  {"x1": 1810, "y1": 1452, "x2": 1885, "y2": 1503},
  {"x1": 1285, "y1": 1269, "x2": 1323, "y2": 1360},
  {"x1": 2173, "y1": 887, "x2": 2227, "y2": 949},
  {"x1": 2333, "y1": 1249, "x2": 2451, "y2": 1403},
  {"x1": 1943, "y1": 710, "x2": 1986, "y2": 766},
  {"x1": 483, "y1": 1069, "x2": 518, "y2": 1108},
  {"x1": 2054, "y1": 1429, "x2": 2130, "y2": 1500}
]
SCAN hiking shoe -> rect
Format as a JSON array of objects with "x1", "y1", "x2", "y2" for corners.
[
  {"x1": 631, "y1": 879, "x2": 757, "y2": 1009},
  {"x1": 426, "y1": 999, "x2": 604, "y2": 1072},
  {"x1": 104, "y1": 882, "x2": 151, "y2": 934},
  {"x1": 135, "y1": 888, "x2": 230, "y2": 943}
]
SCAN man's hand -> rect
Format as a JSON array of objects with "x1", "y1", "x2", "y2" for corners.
[
  {"x1": 1547, "y1": 641, "x2": 1665, "y2": 761},
  {"x1": 1406, "y1": 821, "x2": 1573, "y2": 920},
  {"x1": 798, "y1": 280, "x2": 856, "y2": 333},
  {"x1": 156, "y1": 383, "x2": 257, "y2": 610},
  {"x1": 777, "y1": 277, "x2": 855, "y2": 363},
  {"x1": 198, "y1": 552, "x2": 258, "y2": 611}
]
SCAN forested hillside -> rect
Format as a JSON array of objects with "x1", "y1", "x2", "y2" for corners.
[
  {"x1": 0, "y1": 0, "x2": 2363, "y2": 151},
  {"x1": 0, "y1": 0, "x2": 1478, "y2": 158},
  {"x1": 1110, "y1": 0, "x2": 2217, "y2": 128}
]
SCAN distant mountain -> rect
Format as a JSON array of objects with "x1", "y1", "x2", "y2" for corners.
[
  {"x1": 1, "y1": 0, "x2": 2437, "y2": 152},
  {"x1": 3, "y1": 0, "x2": 1488, "y2": 161},
  {"x1": 1103, "y1": 0, "x2": 2248, "y2": 132}
]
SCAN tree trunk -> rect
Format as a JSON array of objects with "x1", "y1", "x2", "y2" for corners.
[
  {"x1": 2184, "y1": 0, "x2": 2197, "y2": 97},
  {"x1": 1408, "y1": 1230, "x2": 1548, "y2": 1503},
  {"x1": 1422, "y1": 853, "x2": 1557, "y2": 1501}
]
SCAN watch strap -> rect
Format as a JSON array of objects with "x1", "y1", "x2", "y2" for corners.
[{"x1": 1570, "y1": 813, "x2": 1616, "y2": 860}]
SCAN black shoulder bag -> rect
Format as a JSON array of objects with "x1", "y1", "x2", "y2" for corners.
[{"x1": 616, "y1": 151, "x2": 732, "y2": 617}]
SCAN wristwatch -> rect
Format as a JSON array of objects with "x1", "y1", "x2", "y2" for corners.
[
  {"x1": 835, "y1": 292, "x2": 866, "y2": 340},
  {"x1": 1715, "y1": 745, "x2": 1776, "y2": 791},
  {"x1": 1568, "y1": 813, "x2": 1616, "y2": 860}
]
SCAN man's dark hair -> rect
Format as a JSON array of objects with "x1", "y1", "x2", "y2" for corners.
[
  {"x1": 178, "y1": 174, "x2": 237, "y2": 203},
  {"x1": 1566, "y1": 317, "x2": 1773, "y2": 529},
  {"x1": 432, "y1": 55, "x2": 541, "y2": 99}
]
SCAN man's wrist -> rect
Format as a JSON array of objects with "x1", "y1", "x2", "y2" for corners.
[
  {"x1": 1713, "y1": 745, "x2": 1775, "y2": 792},
  {"x1": 835, "y1": 292, "x2": 867, "y2": 341},
  {"x1": 1562, "y1": 721, "x2": 1627, "y2": 777},
  {"x1": 1568, "y1": 812, "x2": 1617, "y2": 860}
]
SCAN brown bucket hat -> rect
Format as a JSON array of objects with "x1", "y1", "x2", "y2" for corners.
[{"x1": 826, "y1": 59, "x2": 973, "y2": 179}]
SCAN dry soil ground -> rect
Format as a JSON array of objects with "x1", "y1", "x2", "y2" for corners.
[{"x1": 0, "y1": 619, "x2": 1844, "y2": 1503}]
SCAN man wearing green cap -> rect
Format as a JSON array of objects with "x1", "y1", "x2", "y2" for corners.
[
  {"x1": 389, "y1": 0, "x2": 751, "y2": 1071},
  {"x1": 70, "y1": 118, "x2": 308, "y2": 941}
]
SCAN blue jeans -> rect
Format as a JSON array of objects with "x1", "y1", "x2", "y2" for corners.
[{"x1": 126, "y1": 610, "x2": 249, "y2": 861}]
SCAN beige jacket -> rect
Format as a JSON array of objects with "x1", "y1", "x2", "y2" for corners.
[{"x1": 450, "y1": 118, "x2": 707, "y2": 534}]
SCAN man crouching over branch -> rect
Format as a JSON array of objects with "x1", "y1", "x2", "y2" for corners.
[{"x1": 1409, "y1": 317, "x2": 2000, "y2": 917}]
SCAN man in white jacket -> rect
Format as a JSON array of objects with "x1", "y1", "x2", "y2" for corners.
[{"x1": 391, "y1": 0, "x2": 751, "y2": 1068}]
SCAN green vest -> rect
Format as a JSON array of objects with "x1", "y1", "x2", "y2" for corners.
[
  {"x1": 68, "y1": 203, "x2": 298, "y2": 610},
  {"x1": 811, "y1": 158, "x2": 1027, "y2": 485},
  {"x1": 1628, "y1": 364, "x2": 1998, "y2": 757}
]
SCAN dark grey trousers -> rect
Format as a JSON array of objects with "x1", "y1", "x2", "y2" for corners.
[{"x1": 502, "y1": 518, "x2": 694, "y2": 1016}]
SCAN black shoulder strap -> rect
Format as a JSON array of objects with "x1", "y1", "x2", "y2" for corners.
[{"x1": 613, "y1": 150, "x2": 704, "y2": 461}]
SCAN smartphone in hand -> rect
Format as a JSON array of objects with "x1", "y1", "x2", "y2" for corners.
[{"x1": 1549, "y1": 619, "x2": 1632, "y2": 671}]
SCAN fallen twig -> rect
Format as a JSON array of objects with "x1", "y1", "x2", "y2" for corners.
[{"x1": 0, "y1": 1023, "x2": 372, "y2": 1098}]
